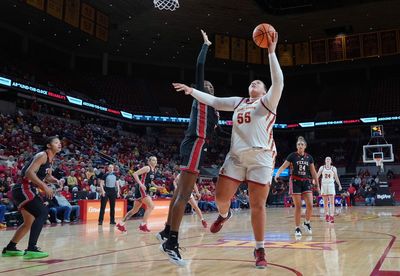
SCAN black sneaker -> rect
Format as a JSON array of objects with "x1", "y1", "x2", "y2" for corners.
[
  {"x1": 160, "y1": 242, "x2": 187, "y2": 266},
  {"x1": 156, "y1": 231, "x2": 168, "y2": 243},
  {"x1": 303, "y1": 222, "x2": 312, "y2": 234},
  {"x1": 110, "y1": 221, "x2": 116, "y2": 225},
  {"x1": 98, "y1": 222, "x2": 103, "y2": 226}
]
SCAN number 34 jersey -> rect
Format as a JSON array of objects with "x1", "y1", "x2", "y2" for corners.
[{"x1": 230, "y1": 98, "x2": 276, "y2": 155}]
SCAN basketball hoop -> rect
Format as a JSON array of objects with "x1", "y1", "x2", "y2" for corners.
[{"x1": 154, "y1": 0, "x2": 179, "y2": 11}]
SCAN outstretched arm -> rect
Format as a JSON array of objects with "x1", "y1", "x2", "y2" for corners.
[
  {"x1": 261, "y1": 32, "x2": 284, "y2": 113},
  {"x1": 172, "y1": 83, "x2": 242, "y2": 111},
  {"x1": 195, "y1": 30, "x2": 211, "y2": 91}
]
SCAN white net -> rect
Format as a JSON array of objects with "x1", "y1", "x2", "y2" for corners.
[
  {"x1": 374, "y1": 157, "x2": 383, "y2": 170},
  {"x1": 154, "y1": 0, "x2": 180, "y2": 11}
]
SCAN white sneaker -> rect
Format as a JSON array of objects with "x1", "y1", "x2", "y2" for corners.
[
  {"x1": 295, "y1": 227, "x2": 302, "y2": 237},
  {"x1": 160, "y1": 242, "x2": 187, "y2": 266},
  {"x1": 303, "y1": 222, "x2": 312, "y2": 234},
  {"x1": 56, "y1": 219, "x2": 61, "y2": 223}
]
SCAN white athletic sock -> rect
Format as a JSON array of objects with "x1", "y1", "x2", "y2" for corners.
[
  {"x1": 119, "y1": 221, "x2": 125, "y2": 226},
  {"x1": 140, "y1": 222, "x2": 146, "y2": 226},
  {"x1": 305, "y1": 220, "x2": 310, "y2": 224},
  {"x1": 255, "y1": 241, "x2": 264, "y2": 249},
  {"x1": 220, "y1": 212, "x2": 229, "y2": 218}
]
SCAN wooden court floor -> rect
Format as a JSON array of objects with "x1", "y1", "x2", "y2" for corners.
[{"x1": 1, "y1": 206, "x2": 399, "y2": 275}]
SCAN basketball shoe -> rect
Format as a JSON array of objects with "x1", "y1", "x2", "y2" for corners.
[
  {"x1": 325, "y1": 214, "x2": 330, "y2": 222},
  {"x1": 201, "y1": 219, "x2": 208, "y2": 228},
  {"x1": 210, "y1": 211, "x2": 232, "y2": 233},
  {"x1": 116, "y1": 222, "x2": 127, "y2": 233},
  {"x1": 295, "y1": 227, "x2": 302, "y2": 237},
  {"x1": 160, "y1": 241, "x2": 187, "y2": 266},
  {"x1": 329, "y1": 215, "x2": 335, "y2": 223},
  {"x1": 303, "y1": 222, "x2": 312, "y2": 234},
  {"x1": 156, "y1": 231, "x2": 168, "y2": 243},
  {"x1": 254, "y1": 248, "x2": 267, "y2": 269},
  {"x1": 23, "y1": 246, "x2": 49, "y2": 259},
  {"x1": 139, "y1": 224, "x2": 151, "y2": 232}
]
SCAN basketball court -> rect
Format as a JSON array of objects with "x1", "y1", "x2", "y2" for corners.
[{"x1": 1, "y1": 206, "x2": 399, "y2": 275}]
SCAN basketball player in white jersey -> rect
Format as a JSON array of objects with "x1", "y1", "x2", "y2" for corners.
[
  {"x1": 172, "y1": 31, "x2": 283, "y2": 269},
  {"x1": 317, "y1": 157, "x2": 342, "y2": 223}
]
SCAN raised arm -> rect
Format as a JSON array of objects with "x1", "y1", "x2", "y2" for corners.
[
  {"x1": 261, "y1": 32, "x2": 284, "y2": 112},
  {"x1": 172, "y1": 83, "x2": 242, "y2": 111},
  {"x1": 195, "y1": 30, "x2": 211, "y2": 91}
]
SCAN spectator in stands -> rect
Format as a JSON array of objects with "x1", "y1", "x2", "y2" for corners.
[
  {"x1": 67, "y1": 171, "x2": 78, "y2": 188},
  {"x1": 354, "y1": 176, "x2": 361, "y2": 189},
  {"x1": 237, "y1": 190, "x2": 249, "y2": 209},
  {"x1": 88, "y1": 186, "x2": 101, "y2": 200},
  {"x1": 47, "y1": 195, "x2": 69, "y2": 224},
  {"x1": 60, "y1": 186, "x2": 72, "y2": 201},
  {"x1": 5, "y1": 156, "x2": 15, "y2": 168},
  {"x1": 347, "y1": 183, "x2": 357, "y2": 206},
  {"x1": 124, "y1": 190, "x2": 135, "y2": 211},
  {"x1": 54, "y1": 189, "x2": 80, "y2": 222},
  {"x1": 0, "y1": 190, "x2": 7, "y2": 228},
  {"x1": 364, "y1": 184, "x2": 377, "y2": 206}
]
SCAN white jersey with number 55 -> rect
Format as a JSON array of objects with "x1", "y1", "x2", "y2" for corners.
[{"x1": 231, "y1": 98, "x2": 276, "y2": 156}]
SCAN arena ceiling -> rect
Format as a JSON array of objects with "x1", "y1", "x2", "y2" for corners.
[{"x1": 1, "y1": 0, "x2": 400, "y2": 67}]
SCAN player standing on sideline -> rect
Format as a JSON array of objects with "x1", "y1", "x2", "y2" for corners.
[
  {"x1": 158, "y1": 30, "x2": 218, "y2": 266},
  {"x1": 117, "y1": 156, "x2": 161, "y2": 232},
  {"x1": 172, "y1": 31, "x2": 283, "y2": 269},
  {"x1": 275, "y1": 136, "x2": 320, "y2": 238},
  {"x1": 318, "y1": 157, "x2": 342, "y2": 223},
  {"x1": 2, "y1": 136, "x2": 61, "y2": 259}
]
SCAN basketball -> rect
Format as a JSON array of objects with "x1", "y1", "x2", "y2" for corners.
[{"x1": 252, "y1": 23, "x2": 276, "y2": 48}]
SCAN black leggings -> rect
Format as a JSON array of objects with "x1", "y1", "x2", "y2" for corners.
[{"x1": 23, "y1": 196, "x2": 49, "y2": 250}]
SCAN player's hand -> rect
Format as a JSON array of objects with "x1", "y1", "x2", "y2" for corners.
[
  {"x1": 140, "y1": 184, "x2": 147, "y2": 191},
  {"x1": 101, "y1": 191, "x2": 106, "y2": 197},
  {"x1": 267, "y1": 31, "x2": 278, "y2": 54},
  {"x1": 274, "y1": 176, "x2": 279, "y2": 183},
  {"x1": 201, "y1": 29, "x2": 212, "y2": 46},
  {"x1": 44, "y1": 186, "x2": 54, "y2": 199},
  {"x1": 339, "y1": 186, "x2": 342, "y2": 191},
  {"x1": 172, "y1": 83, "x2": 193, "y2": 95}
]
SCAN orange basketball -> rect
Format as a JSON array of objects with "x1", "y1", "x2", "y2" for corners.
[{"x1": 252, "y1": 23, "x2": 276, "y2": 48}]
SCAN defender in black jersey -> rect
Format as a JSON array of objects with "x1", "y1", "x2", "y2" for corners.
[
  {"x1": 275, "y1": 136, "x2": 319, "y2": 238},
  {"x1": 116, "y1": 156, "x2": 162, "y2": 233},
  {"x1": 2, "y1": 136, "x2": 61, "y2": 259},
  {"x1": 158, "y1": 30, "x2": 218, "y2": 266}
]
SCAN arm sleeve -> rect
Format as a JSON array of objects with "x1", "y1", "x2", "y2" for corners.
[
  {"x1": 195, "y1": 44, "x2": 209, "y2": 91},
  {"x1": 262, "y1": 53, "x2": 284, "y2": 112},
  {"x1": 191, "y1": 89, "x2": 242, "y2": 111}
]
